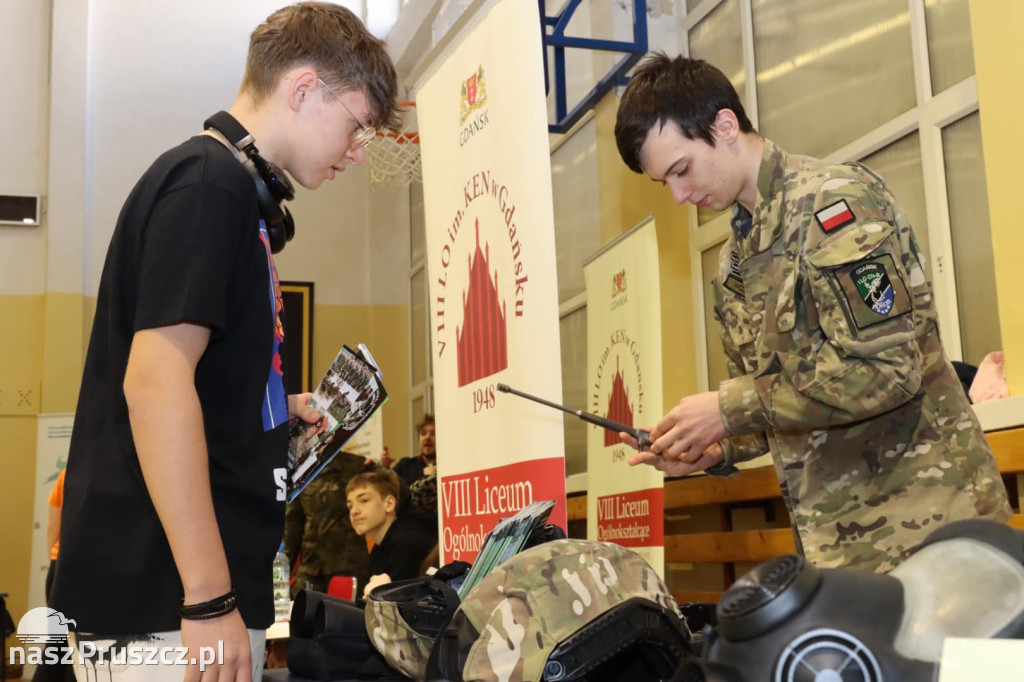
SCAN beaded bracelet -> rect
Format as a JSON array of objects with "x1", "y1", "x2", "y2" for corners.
[{"x1": 178, "y1": 589, "x2": 238, "y2": 620}]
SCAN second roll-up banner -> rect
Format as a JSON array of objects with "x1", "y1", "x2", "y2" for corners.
[{"x1": 585, "y1": 217, "x2": 665, "y2": 575}]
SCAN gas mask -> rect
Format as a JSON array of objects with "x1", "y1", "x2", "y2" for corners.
[{"x1": 680, "y1": 519, "x2": 1024, "y2": 682}]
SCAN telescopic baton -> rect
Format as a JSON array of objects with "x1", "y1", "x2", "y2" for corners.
[{"x1": 496, "y1": 383, "x2": 652, "y2": 450}]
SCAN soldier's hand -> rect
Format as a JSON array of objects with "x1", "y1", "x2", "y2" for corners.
[
  {"x1": 380, "y1": 446, "x2": 394, "y2": 468},
  {"x1": 628, "y1": 442, "x2": 724, "y2": 477},
  {"x1": 618, "y1": 428, "x2": 652, "y2": 452},
  {"x1": 649, "y1": 391, "x2": 728, "y2": 464}
]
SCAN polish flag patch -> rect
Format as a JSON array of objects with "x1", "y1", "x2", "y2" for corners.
[{"x1": 815, "y1": 199, "x2": 856, "y2": 233}]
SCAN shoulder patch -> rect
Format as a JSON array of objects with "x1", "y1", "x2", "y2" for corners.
[
  {"x1": 834, "y1": 254, "x2": 912, "y2": 329},
  {"x1": 815, "y1": 199, "x2": 856, "y2": 233}
]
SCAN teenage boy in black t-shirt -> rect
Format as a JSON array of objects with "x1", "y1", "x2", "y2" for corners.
[
  {"x1": 51, "y1": 4, "x2": 400, "y2": 681},
  {"x1": 346, "y1": 470, "x2": 437, "y2": 599}
]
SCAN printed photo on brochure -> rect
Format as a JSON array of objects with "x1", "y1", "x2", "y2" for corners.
[{"x1": 286, "y1": 343, "x2": 387, "y2": 501}]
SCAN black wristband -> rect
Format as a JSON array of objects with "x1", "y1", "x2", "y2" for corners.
[{"x1": 178, "y1": 589, "x2": 238, "y2": 620}]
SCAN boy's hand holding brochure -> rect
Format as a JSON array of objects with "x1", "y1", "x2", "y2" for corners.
[{"x1": 286, "y1": 343, "x2": 388, "y2": 502}]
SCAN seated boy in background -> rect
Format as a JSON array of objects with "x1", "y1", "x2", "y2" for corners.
[{"x1": 346, "y1": 469, "x2": 436, "y2": 599}]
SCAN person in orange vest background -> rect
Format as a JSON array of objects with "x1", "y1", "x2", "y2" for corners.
[
  {"x1": 35, "y1": 468, "x2": 75, "y2": 682},
  {"x1": 46, "y1": 470, "x2": 65, "y2": 599}
]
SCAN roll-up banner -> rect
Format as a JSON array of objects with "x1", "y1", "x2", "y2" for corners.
[
  {"x1": 414, "y1": 0, "x2": 566, "y2": 564},
  {"x1": 584, "y1": 217, "x2": 665, "y2": 575}
]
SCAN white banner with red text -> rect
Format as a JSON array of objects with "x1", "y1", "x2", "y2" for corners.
[
  {"x1": 584, "y1": 217, "x2": 665, "y2": 575},
  {"x1": 414, "y1": 0, "x2": 566, "y2": 564}
]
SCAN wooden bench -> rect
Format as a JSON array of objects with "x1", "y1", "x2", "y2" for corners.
[{"x1": 566, "y1": 427, "x2": 1024, "y2": 604}]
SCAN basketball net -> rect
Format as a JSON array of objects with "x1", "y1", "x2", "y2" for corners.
[{"x1": 367, "y1": 101, "x2": 422, "y2": 188}]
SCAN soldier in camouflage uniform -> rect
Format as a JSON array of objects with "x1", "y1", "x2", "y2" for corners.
[
  {"x1": 283, "y1": 451, "x2": 381, "y2": 597},
  {"x1": 613, "y1": 53, "x2": 1011, "y2": 572}
]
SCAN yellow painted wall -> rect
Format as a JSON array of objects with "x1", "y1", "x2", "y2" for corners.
[
  {"x1": 594, "y1": 94, "x2": 698, "y2": 410},
  {"x1": 0, "y1": 295, "x2": 45, "y2": 415},
  {"x1": 311, "y1": 303, "x2": 411, "y2": 457},
  {"x1": 0, "y1": 417, "x2": 37, "y2": 628},
  {"x1": 41, "y1": 292, "x2": 90, "y2": 413},
  {"x1": 970, "y1": 0, "x2": 1024, "y2": 394},
  {"x1": 0, "y1": 294, "x2": 45, "y2": 633},
  {"x1": 366, "y1": 305, "x2": 412, "y2": 455}
]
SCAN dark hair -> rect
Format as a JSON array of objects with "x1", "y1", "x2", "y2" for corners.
[
  {"x1": 615, "y1": 53, "x2": 755, "y2": 173},
  {"x1": 242, "y1": 2, "x2": 401, "y2": 131},
  {"x1": 417, "y1": 413, "x2": 435, "y2": 436}
]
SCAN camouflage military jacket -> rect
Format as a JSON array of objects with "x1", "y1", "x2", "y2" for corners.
[
  {"x1": 282, "y1": 452, "x2": 379, "y2": 590},
  {"x1": 713, "y1": 139, "x2": 1010, "y2": 572}
]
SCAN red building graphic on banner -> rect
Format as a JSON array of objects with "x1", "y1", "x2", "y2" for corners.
[
  {"x1": 603, "y1": 357, "x2": 634, "y2": 446},
  {"x1": 456, "y1": 219, "x2": 509, "y2": 386}
]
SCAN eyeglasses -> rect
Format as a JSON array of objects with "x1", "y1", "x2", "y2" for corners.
[{"x1": 317, "y1": 78, "x2": 376, "y2": 149}]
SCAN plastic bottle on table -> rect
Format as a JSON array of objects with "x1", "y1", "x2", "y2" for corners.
[{"x1": 273, "y1": 543, "x2": 291, "y2": 621}]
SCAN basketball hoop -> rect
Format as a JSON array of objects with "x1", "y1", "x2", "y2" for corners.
[{"x1": 367, "y1": 101, "x2": 422, "y2": 188}]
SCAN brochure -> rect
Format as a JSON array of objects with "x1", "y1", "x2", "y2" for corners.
[
  {"x1": 286, "y1": 343, "x2": 387, "y2": 502},
  {"x1": 457, "y1": 499, "x2": 556, "y2": 598}
]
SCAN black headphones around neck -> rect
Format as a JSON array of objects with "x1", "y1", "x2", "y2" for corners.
[{"x1": 203, "y1": 111, "x2": 295, "y2": 254}]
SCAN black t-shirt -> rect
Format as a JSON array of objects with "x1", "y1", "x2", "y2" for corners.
[
  {"x1": 52, "y1": 135, "x2": 291, "y2": 633},
  {"x1": 368, "y1": 513, "x2": 437, "y2": 582}
]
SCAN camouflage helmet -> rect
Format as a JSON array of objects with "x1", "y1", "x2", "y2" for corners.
[
  {"x1": 364, "y1": 569, "x2": 465, "y2": 679},
  {"x1": 427, "y1": 539, "x2": 691, "y2": 681}
]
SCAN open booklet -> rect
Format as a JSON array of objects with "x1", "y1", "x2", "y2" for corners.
[
  {"x1": 457, "y1": 499, "x2": 556, "y2": 598},
  {"x1": 286, "y1": 343, "x2": 388, "y2": 502}
]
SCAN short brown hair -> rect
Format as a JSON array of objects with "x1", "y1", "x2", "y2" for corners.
[
  {"x1": 242, "y1": 2, "x2": 401, "y2": 130},
  {"x1": 417, "y1": 413, "x2": 435, "y2": 435},
  {"x1": 347, "y1": 468, "x2": 400, "y2": 502}
]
